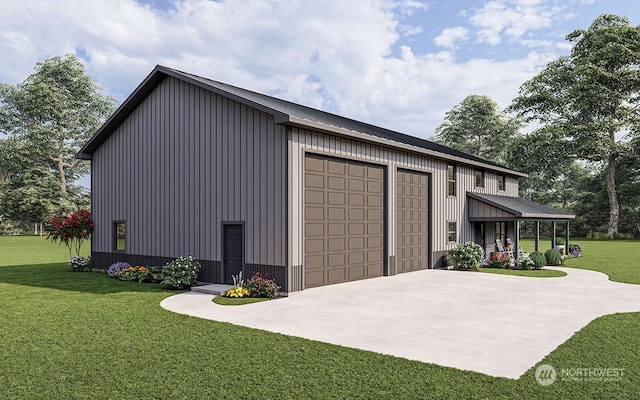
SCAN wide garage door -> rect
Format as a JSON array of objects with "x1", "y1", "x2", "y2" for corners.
[
  {"x1": 396, "y1": 169, "x2": 430, "y2": 273},
  {"x1": 304, "y1": 155, "x2": 385, "y2": 288}
]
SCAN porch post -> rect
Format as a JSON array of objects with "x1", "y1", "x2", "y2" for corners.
[
  {"x1": 551, "y1": 221, "x2": 557, "y2": 250},
  {"x1": 535, "y1": 221, "x2": 540, "y2": 252},
  {"x1": 515, "y1": 220, "x2": 520, "y2": 258},
  {"x1": 565, "y1": 221, "x2": 570, "y2": 251}
]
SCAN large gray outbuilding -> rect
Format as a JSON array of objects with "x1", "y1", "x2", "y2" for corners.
[{"x1": 78, "y1": 66, "x2": 574, "y2": 293}]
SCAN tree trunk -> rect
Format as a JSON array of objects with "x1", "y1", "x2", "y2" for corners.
[
  {"x1": 606, "y1": 151, "x2": 619, "y2": 235},
  {"x1": 56, "y1": 141, "x2": 67, "y2": 195}
]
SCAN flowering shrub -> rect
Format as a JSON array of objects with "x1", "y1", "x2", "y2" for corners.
[
  {"x1": 119, "y1": 266, "x2": 151, "y2": 283},
  {"x1": 161, "y1": 256, "x2": 201, "y2": 289},
  {"x1": 69, "y1": 256, "x2": 90, "y2": 272},
  {"x1": 447, "y1": 242, "x2": 484, "y2": 270},
  {"x1": 107, "y1": 261, "x2": 130, "y2": 278},
  {"x1": 568, "y1": 243, "x2": 582, "y2": 257},
  {"x1": 529, "y1": 251, "x2": 546, "y2": 269},
  {"x1": 486, "y1": 252, "x2": 511, "y2": 269},
  {"x1": 45, "y1": 210, "x2": 94, "y2": 257},
  {"x1": 244, "y1": 272, "x2": 281, "y2": 298},
  {"x1": 515, "y1": 256, "x2": 535, "y2": 271},
  {"x1": 226, "y1": 287, "x2": 251, "y2": 298}
]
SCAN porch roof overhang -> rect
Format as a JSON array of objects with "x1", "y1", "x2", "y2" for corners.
[{"x1": 467, "y1": 193, "x2": 575, "y2": 222}]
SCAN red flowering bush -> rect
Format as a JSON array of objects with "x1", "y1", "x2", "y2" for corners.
[
  {"x1": 244, "y1": 272, "x2": 280, "y2": 298},
  {"x1": 45, "y1": 210, "x2": 94, "y2": 257},
  {"x1": 486, "y1": 252, "x2": 511, "y2": 269}
]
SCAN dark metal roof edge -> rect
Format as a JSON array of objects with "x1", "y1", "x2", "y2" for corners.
[
  {"x1": 74, "y1": 65, "x2": 524, "y2": 178},
  {"x1": 467, "y1": 192, "x2": 575, "y2": 220},
  {"x1": 164, "y1": 67, "x2": 290, "y2": 123},
  {"x1": 468, "y1": 192, "x2": 523, "y2": 217}
]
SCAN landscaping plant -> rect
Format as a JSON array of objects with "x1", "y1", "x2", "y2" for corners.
[
  {"x1": 107, "y1": 261, "x2": 131, "y2": 278},
  {"x1": 447, "y1": 242, "x2": 484, "y2": 270},
  {"x1": 69, "y1": 255, "x2": 90, "y2": 272},
  {"x1": 545, "y1": 249, "x2": 562, "y2": 266},
  {"x1": 45, "y1": 209, "x2": 94, "y2": 258},
  {"x1": 161, "y1": 256, "x2": 201, "y2": 289},
  {"x1": 568, "y1": 243, "x2": 582, "y2": 257},
  {"x1": 515, "y1": 256, "x2": 535, "y2": 270},
  {"x1": 486, "y1": 252, "x2": 511, "y2": 269},
  {"x1": 528, "y1": 251, "x2": 546, "y2": 270},
  {"x1": 118, "y1": 266, "x2": 151, "y2": 283},
  {"x1": 244, "y1": 272, "x2": 281, "y2": 298}
]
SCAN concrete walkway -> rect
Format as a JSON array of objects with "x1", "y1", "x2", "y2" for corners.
[{"x1": 160, "y1": 268, "x2": 640, "y2": 378}]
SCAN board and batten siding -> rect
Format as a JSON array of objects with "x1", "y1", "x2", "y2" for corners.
[
  {"x1": 91, "y1": 76, "x2": 287, "y2": 280},
  {"x1": 287, "y1": 127, "x2": 520, "y2": 283}
]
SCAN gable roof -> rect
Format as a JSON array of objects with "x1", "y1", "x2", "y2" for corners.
[
  {"x1": 468, "y1": 192, "x2": 575, "y2": 220},
  {"x1": 77, "y1": 65, "x2": 527, "y2": 177}
]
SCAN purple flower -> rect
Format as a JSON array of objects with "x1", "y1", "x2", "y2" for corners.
[{"x1": 107, "y1": 261, "x2": 130, "y2": 278}]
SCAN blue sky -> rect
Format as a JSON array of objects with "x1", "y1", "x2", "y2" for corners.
[{"x1": 1, "y1": 0, "x2": 639, "y2": 140}]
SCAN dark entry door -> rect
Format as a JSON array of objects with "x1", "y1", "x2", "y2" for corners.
[{"x1": 223, "y1": 224, "x2": 243, "y2": 285}]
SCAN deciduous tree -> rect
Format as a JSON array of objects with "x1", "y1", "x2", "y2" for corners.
[
  {"x1": 0, "y1": 54, "x2": 116, "y2": 196},
  {"x1": 433, "y1": 95, "x2": 522, "y2": 164},
  {"x1": 510, "y1": 14, "x2": 640, "y2": 235}
]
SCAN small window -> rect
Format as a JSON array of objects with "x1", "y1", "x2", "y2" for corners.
[
  {"x1": 447, "y1": 221, "x2": 457, "y2": 243},
  {"x1": 498, "y1": 174, "x2": 506, "y2": 191},
  {"x1": 447, "y1": 164, "x2": 456, "y2": 196},
  {"x1": 114, "y1": 221, "x2": 126, "y2": 251},
  {"x1": 475, "y1": 169, "x2": 485, "y2": 188}
]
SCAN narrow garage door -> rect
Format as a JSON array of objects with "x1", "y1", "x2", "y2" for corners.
[
  {"x1": 304, "y1": 155, "x2": 385, "y2": 288},
  {"x1": 396, "y1": 169, "x2": 430, "y2": 273}
]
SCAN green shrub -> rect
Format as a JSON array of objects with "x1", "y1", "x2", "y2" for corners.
[
  {"x1": 555, "y1": 237, "x2": 565, "y2": 245},
  {"x1": 544, "y1": 249, "x2": 562, "y2": 266},
  {"x1": 161, "y1": 256, "x2": 201, "y2": 289},
  {"x1": 529, "y1": 251, "x2": 546, "y2": 270},
  {"x1": 447, "y1": 242, "x2": 484, "y2": 270}
]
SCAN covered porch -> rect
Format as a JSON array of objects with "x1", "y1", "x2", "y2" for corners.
[{"x1": 467, "y1": 193, "x2": 576, "y2": 258}]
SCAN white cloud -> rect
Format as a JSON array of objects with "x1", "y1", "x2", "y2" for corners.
[
  {"x1": 434, "y1": 27, "x2": 469, "y2": 48},
  {"x1": 0, "y1": 0, "x2": 556, "y2": 139},
  {"x1": 467, "y1": 0, "x2": 564, "y2": 45}
]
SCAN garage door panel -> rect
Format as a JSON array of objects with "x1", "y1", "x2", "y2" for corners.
[
  {"x1": 328, "y1": 253, "x2": 345, "y2": 267},
  {"x1": 349, "y1": 193, "x2": 365, "y2": 206},
  {"x1": 306, "y1": 239, "x2": 324, "y2": 252},
  {"x1": 305, "y1": 206, "x2": 324, "y2": 220},
  {"x1": 328, "y1": 268, "x2": 346, "y2": 283},
  {"x1": 396, "y1": 169, "x2": 430, "y2": 274},
  {"x1": 328, "y1": 192, "x2": 345, "y2": 205},
  {"x1": 305, "y1": 173, "x2": 325, "y2": 188},
  {"x1": 348, "y1": 266, "x2": 365, "y2": 279},
  {"x1": 328, "y1": 238, "x2": 346, "y2": 251},
  {"x1": 328, "y1": 176, "x2": 346, "y2": 190},
  {"x1": 349, "y1": 208, "x2": 364, "y2": 220},
  {"x1": 305, "y1": 155, "x2": 385, "y2": 288},
  {"x1": 328, "y1": 160, "x2": 345, "y2": 174},
  {"x1": 348, "y1": 179, "x2": 364, "y2": 191},
  {"x1": 305, "y1": 223, "x2": 324, "y2": 236},
  {"x1": 328, "y1": 223, "x2": 345, "y2": 235},
  {"x1": 305, "y1": 254, "x2": 324, "y2": 269}
]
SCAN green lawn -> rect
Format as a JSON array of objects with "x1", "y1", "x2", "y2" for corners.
[
  {"x1": 1, "y1": 236, "x2": 639, "y2": 399},
  {"x1": 520, "y1": 238, "x2": 640, "y2": 284}
]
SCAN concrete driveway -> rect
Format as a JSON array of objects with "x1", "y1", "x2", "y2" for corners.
[{"x1": 160, "y1": 267, "x2": 640, "y2": 378}]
